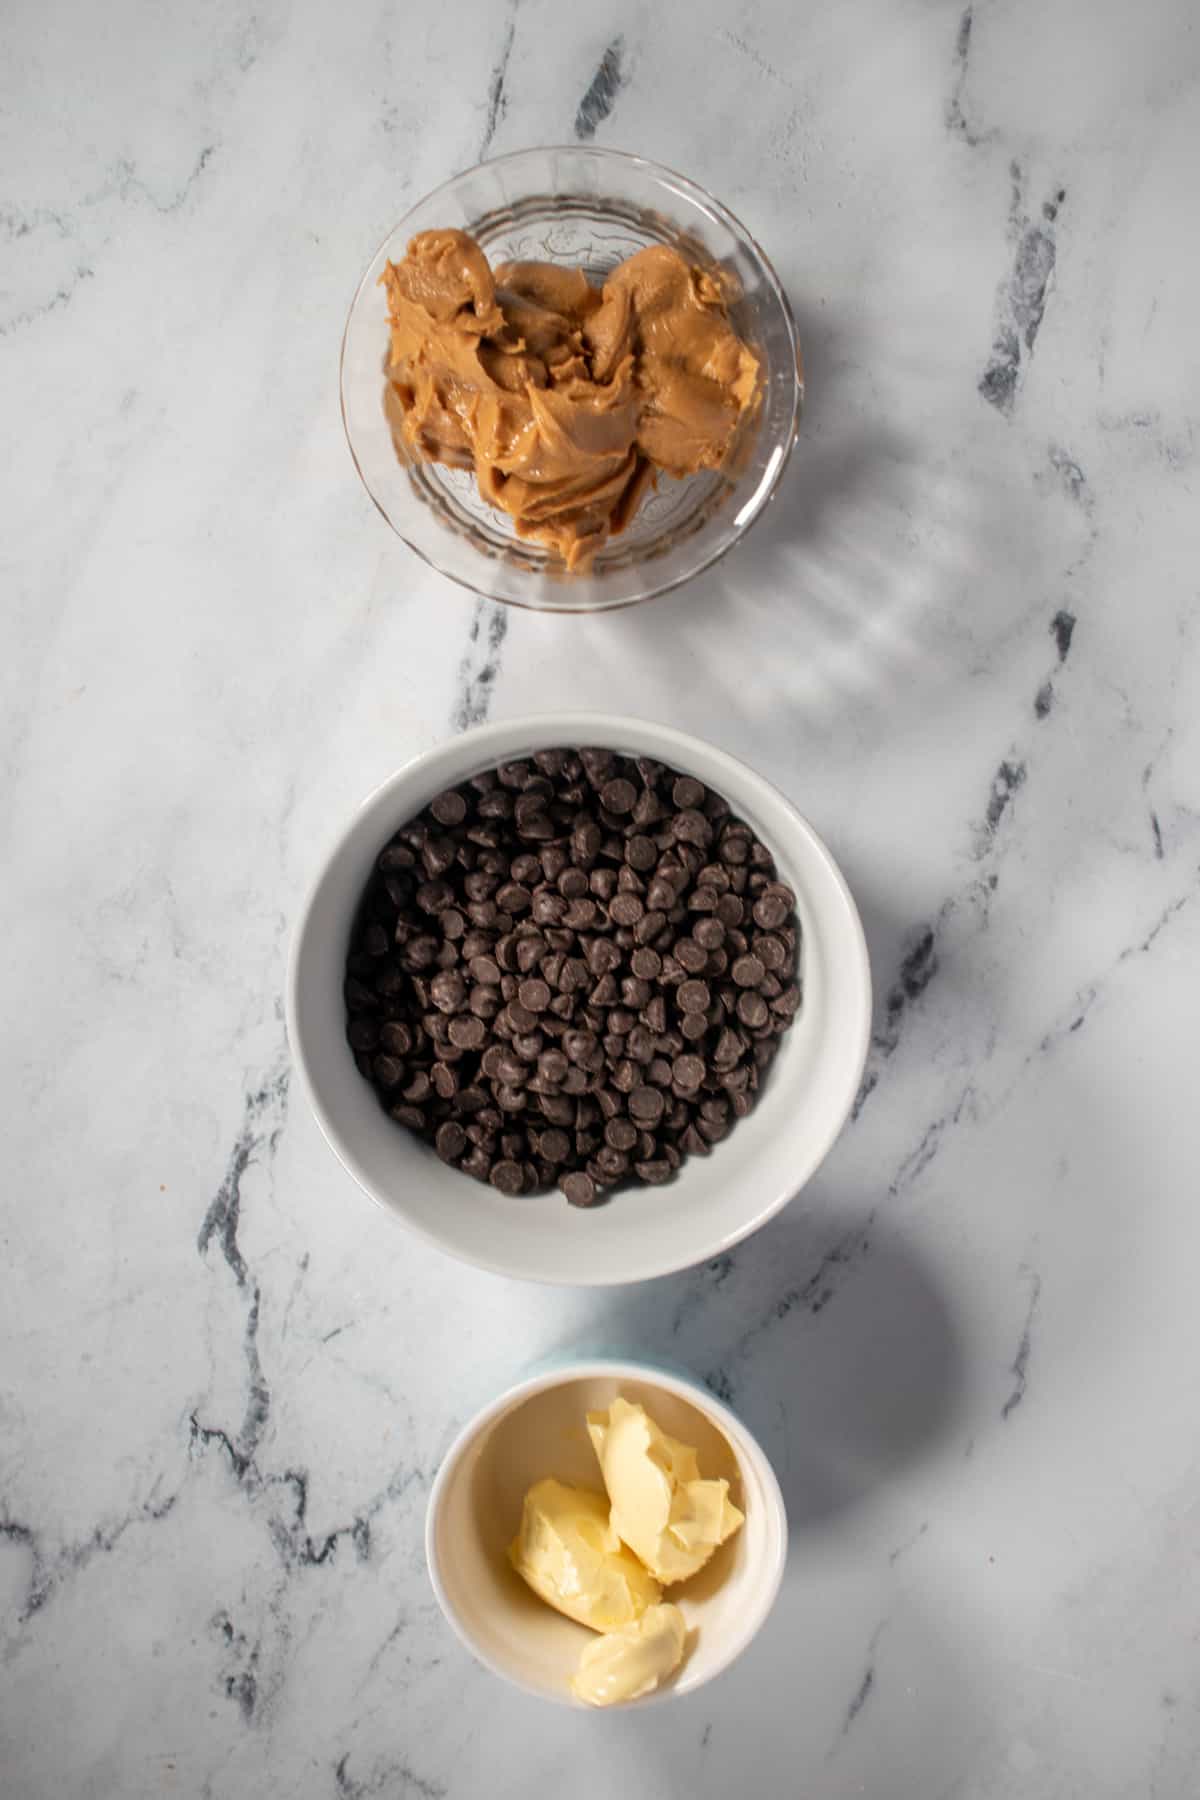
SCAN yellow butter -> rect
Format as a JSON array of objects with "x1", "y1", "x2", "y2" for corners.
[
  {"x1": 571, "y1": 1602, "x2": 687, "y2": 1706},
  {"x1": 508, "y1": 1477, "x2": 661, "y2": 1630},
  {"x1": 586, "y1": 1397, "x2": 743, "y2": 1584}
]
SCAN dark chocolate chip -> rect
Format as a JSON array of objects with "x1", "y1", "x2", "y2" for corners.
[
  {"x1": 561, "y1": 1171, "x2": 598, "y2": 1207},
  {"x1": 629, "y1": 1085, "x2": 665, "y2": 1123},
  {"x1": 732, "y1": 954, "x2": 765, "y2": 988}
]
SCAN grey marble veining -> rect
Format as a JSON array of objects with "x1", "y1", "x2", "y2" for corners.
[{"x1": 3, "y1": 0, "x2": 1200, "y2": 1795}]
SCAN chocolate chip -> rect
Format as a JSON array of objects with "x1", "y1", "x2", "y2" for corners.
[
  {"x1": 431, "y1": 1063, "x2": 459, "y2": 1099},
  {"x1": 644, "y1": 995, "x2": 668, "y2": 1034},
  {"x1": 633, "y1": 909, "x2": 667, "y2": 946},
  {"x1": 580, "y1": 749, "x2": 614, "y2": 785},
  {"x1": 609, "y1": 892, "x2": 644, "y2": 927},
  {"x1": 430, "y1": 971, "x2": 466, "y2": 1013},
  {"x1": 672, "y1": 809, "x2": 712, "y2": 846},
  {"x1": 629, "y1": 1085, "x2": 665, "y2": 1123},
  {"x1": 379, "y1": 843, "x2": 417, "y2": 870},
  {"x1": 563, "y1": 897, "x2": 598, "y2": 930},
  {"x1": 732, "y1": 954, "x2": 765, "y2": 988},
  {"x1": 672, "y1": 1054, "x2": 705, "y2": 1091},
  {"x1": 672, "y1": 775, "x2": 705, "y2": 809},
  {"x1": 560, "y1": 1171, "x2": 598, "y2": 1207},
  {"x1": 511, "y1": 939, "x2": 542, "y2": 976},
  {"x1": 693, "y1": 917, "x2": 725, "y2": 951},
  {"x1": 572, "y1": 820, "x2": 603, "y2": 861},
  {"x1": 753, "y1": 886, "x2": 795, "y2": 930},
  {"x1": 468, "y1": 985, "x2": 501, "y2": 1020},
  {"x1": 634, "y1": 1159, "x2": 672, "y2": 1184},
  {"x1": 629, "y1": 947, "x2": 661, "y2": 980},
  {"x1": 517, "y1": 977, "x2": 551, "y2": 1013},
  {"x1": 600, "y1": 777, "x2": 637, "y2": 814},
  {"x1": 435, "y1": 1120, "x2": 467, "y2": 1161},
  {"x1": 490, "y1": 1159, "x2": 524, "y2": 1194},
  {"x1": 538, "y1": 1048, "x2": 569, "y2": 1085},
  {"x1": 755, "y1": 933, "x2": 787, "y2": 972},
  {"x1": 431, "y1": 791, "x2": 467, "y2": 826},
  {"x1": 494, "y1": 882, "x2": 530, "y2": 915},
  {"x1": 590, "y1": 972, "x2": 620, "y2": 1007},
  {"x1": 677, "y1": 979, "x2": 710, "y2": 1013},
  {"x1": 605, "y1": 1118, "x2": 638, "y2": 1152},
  {"x1": 417, "y1": 879, "x2": 455, "y2": 914},
  {"x1": 719, "y1": 892, "x2": 744, "y2": 936},
  {"x1": 737, "y1": 990, "x2": 769, "y2": 1028},
  {"x1": 532, "y1": 890, "x2": 566, "y2": 925}
]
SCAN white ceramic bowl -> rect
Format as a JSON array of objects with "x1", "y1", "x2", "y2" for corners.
[
  {"x1": 286, "y1": 715, "x2": 870, "y2": 1285},
  {"x1": 425, "y1": 1360, "x2": 788, "y2": 1708}
]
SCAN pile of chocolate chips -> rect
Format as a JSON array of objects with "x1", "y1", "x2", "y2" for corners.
[{"x1": 343, "y1": 749, "x2": 801, "y2": 1206}]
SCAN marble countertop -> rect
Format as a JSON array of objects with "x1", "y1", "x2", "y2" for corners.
[{"x1": 4, "y1": 0, "x2": 1199, "y2": 1794}]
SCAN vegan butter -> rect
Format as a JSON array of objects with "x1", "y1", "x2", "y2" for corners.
[
  {"x1": 587, "y1": 1397, "x2": 743, "y2": 1584},
  {"x1": 508, "y1": 1397, "x2": 744, "y2": 1704},
  {"x1": 571, "y1": 1602, "x2": 687, "y2": 1707},
  {"x1": 508, "y1": 1477, "x2": 661, "y2": 1630}
]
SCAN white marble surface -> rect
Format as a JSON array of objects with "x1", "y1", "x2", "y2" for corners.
[{"x1": 4, "y1": 0, "x2": 1200, "y2": 1793}]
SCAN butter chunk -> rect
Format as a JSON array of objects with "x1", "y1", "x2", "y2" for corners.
[
  {"x1": 572, "y1": 1602, "x2": 687, "y2": 1707},
  {"x1": 508, "y1": 1477, "x2": 661, "y2": 1631},
  {"x1": 587, "y1": 1397, "x2": 743, "y2": 1584}
]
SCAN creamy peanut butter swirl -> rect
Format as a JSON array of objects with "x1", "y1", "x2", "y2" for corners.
[{"x1": 381, "y1": 229, "x2": 760, "y2": 570}]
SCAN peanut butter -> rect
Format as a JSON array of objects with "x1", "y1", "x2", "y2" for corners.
[{"x1": 381, "y1": 230, "x2": 760, "y2": 570}]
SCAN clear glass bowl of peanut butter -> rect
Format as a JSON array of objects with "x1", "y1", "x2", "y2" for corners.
[{"x1": 341, "y1": 147, "x2": 802, "y2": 613}]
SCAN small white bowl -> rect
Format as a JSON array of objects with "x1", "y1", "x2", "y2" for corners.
[
  {"x1": 425, "y1": 1360, "x2": 788, "y2": 1708},
  {"x1": 286, "y1": 714, "x2": 870, "y2": 1285}
]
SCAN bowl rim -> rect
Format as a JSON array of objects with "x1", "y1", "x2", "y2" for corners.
[
  {"x1": 285, "y1": 713, "x2": 872, "y2": 1286},
  {"x1": 423, "y1": 1357, "x2": 790, "y2": 1709},
  {"x1": 339, "y1": 144, "x2": 803, "y2": 613}
]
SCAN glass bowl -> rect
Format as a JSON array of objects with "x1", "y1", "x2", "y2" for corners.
[{"x1": 340, "y1": 146, "x2": 802, "y2": 614}]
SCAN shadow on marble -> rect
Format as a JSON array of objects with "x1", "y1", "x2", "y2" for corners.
[
  {"x1": 603, "y1": 1572, "x2": 983, "y2": 1800},
  {"x1": 744, "y1": 1211, "x2": 963, "y2": 1532},
  {"x1": 531, "y1": 288, "x2": 1059, "y2": 782},
  {"x1": 562, "y1": 1198, "x2": 964, "y2": 1535}
]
